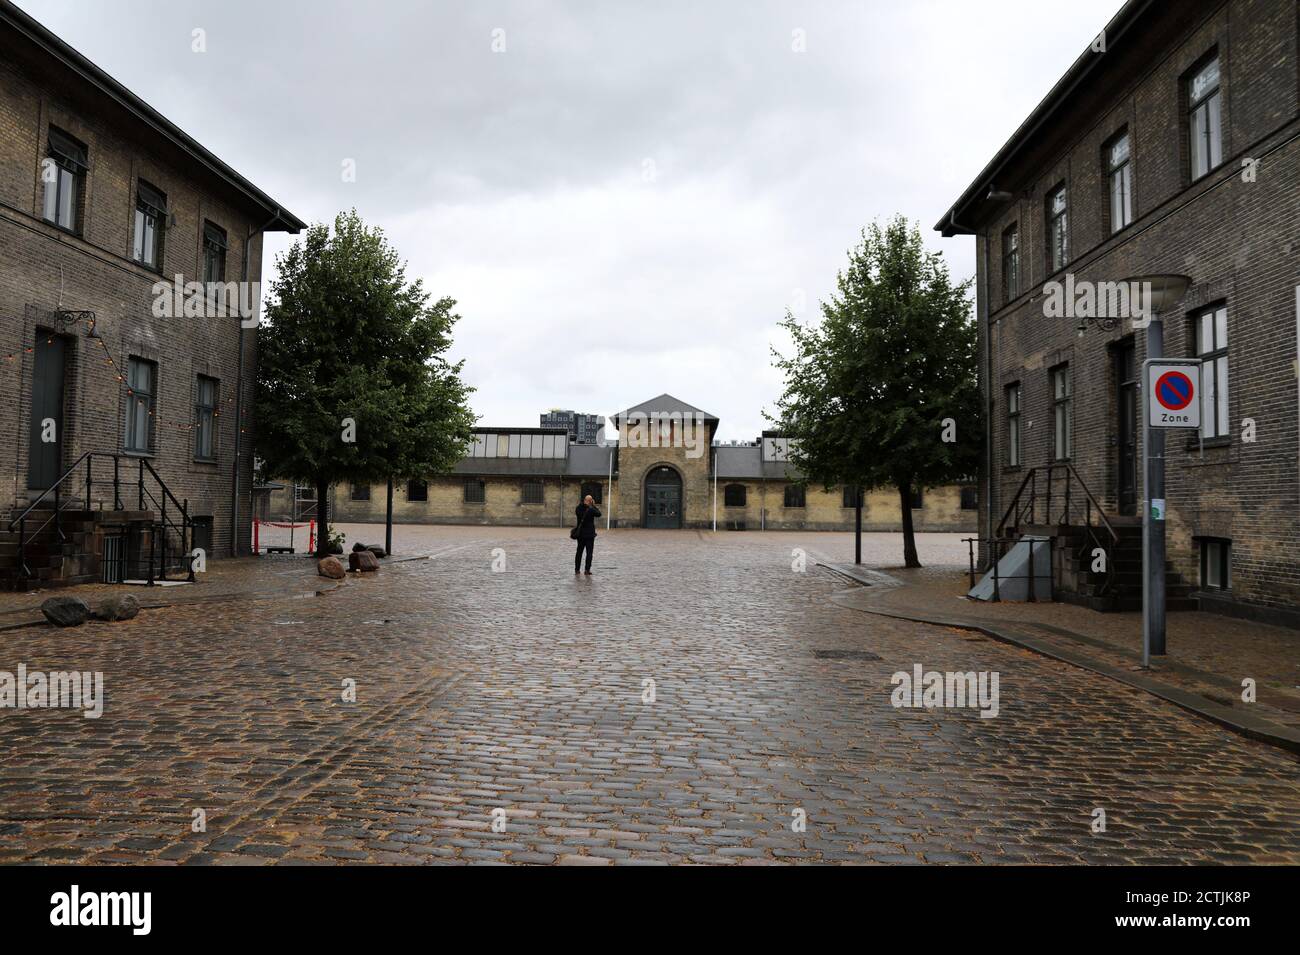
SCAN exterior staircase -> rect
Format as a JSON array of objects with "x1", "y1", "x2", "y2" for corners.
[
  {"x1": 984, "y1": 463, "x2": 1198, "y2": 613},
  {"x1": 1031, "y1": 520, "x2": 1196, "y2": 612},
  {"x1": 2, "y1": 453, "x2": 194, "y2": 592}
]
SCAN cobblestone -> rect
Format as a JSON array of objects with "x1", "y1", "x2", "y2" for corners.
[{"x1": 0, "y1": 525, "x2": 1296, "y2": 864}]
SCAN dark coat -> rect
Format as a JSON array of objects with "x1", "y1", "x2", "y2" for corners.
[{"x1": 574, "y1": 503, "x2": 601, "y2": 539}]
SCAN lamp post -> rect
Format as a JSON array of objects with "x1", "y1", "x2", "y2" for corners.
[{"x1": 1124, "y1": 273, "x2": 1191, "y2": 666}]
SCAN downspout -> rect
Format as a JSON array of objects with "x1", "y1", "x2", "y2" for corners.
[
  {"x1": 948, "y1": 209, "x2": 993, "y2": 561},
  {"x1": 230, "y1": 207, "x2": 285, "y2": 557}
]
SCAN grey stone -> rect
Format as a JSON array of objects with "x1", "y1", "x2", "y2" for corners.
[
  {"x1": 95, "y1": 594, "x2": 140, "y2": 622},
  {"x1": 40, "y1": 596, "x2": 90, "y2": 627},
  {"x1": 349, "y1": 550, "x2": 380, "y2": 573}
]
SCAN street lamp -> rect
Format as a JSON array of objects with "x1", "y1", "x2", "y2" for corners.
[{"x1": 1122, "y1": 273, "x2": 1191, "y2": 666}]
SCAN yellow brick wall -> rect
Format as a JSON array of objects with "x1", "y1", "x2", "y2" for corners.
[
  {"x1": 715, "y1": 482, "x2": 974, "y2": 531},
  {"x1": 616, "y1": 424, "x2": 715, "y2": 527},
  {"x1": 318, "y1": 469, "x2": 976, "y2": 532}
]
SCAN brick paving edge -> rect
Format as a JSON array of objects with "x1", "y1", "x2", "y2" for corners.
[{"x1": 819, "y1": 563, "x2": 1300, "y2": 757}]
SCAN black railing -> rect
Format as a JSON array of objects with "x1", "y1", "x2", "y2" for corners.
[
  {"x1": 992, "y1": 463, "x2": 1120, "y2": 597},
  {"x1": 962, "y1": 536, "x2": 1052, "y2": 603},
  {"x1": 8, "y1": 452, "x2": 194, "y2": 586}
]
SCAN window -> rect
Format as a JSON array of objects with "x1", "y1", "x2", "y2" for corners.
[
  {"x1": 123, "y1": 358, "x2": 156, "y2": 453},
  {"x1": 1188, "y1": 55, "x2": 1222, "y2": 181},
  {"x1": 464, "y1": 479, "x2": 485, "y2": 504},
  {"x1": 203, "y1": 222, "x2": 227, "y2": 283},
  {"x1": 407, "y1": 479, "x2": 428, "y2": 502},
  {"x1": 350, "y1": 484, "x2": 371, "y2": 502},
  {"x1": 1052, "y1": 365, "x2": 1073, "y2": 460},
  {"x1": 191, "y1": 516, "x2": 214, "y2": 556},
  {"x1": 521, "y1": 480, "x2": 544, "y2": 504},
  {"x1": 133, "y1": 181, "x2": 167, "y2": 269},
  {"x1": 1196, "y1": 305, "x2": 1229, "y2": 439},
  {"x1": 1106, "y1": 131, "x2": 1133, "y2": 232},
  {"x1": 724, "y1": 483, "x2": 747, "y2": 507},
  {"x1": 1199, "y1": 538, "x2": 1231, "y2": 590},
  {"x1": 842, "y1": 486, "x2": 862, "y2": 508},
  {"x1": 42, "y1": 127, "x2": 86, "y2": 233},
  {"x1": 783, "y1": 485, "x2": 806, "y2": 508},
  {"x1": 194, "y1": 375, "x2": 218, "y2": 461},
  {"x1": 1006, "y1": 383, "x2": 1022, "y2": 467},
  {"x1": 1001, "y1": 224, "x2": 1020, "y2": 302},
  {"x1": 1046, "y1": 185, "x2": 1068, "y2": 272},
  {"x1": 910, "y1": 487, "x2": 924, "y2": 509},
  {"x1": 580, "y1": 481, "x2": 603, "y2": 505},
  {"x1": 960, "y1": 486, "x2": 979, "y2": 510}
]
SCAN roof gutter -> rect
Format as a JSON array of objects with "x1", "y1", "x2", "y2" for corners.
[
  {"x1": 934, "y1": 0, "x2": 1157, "y2": 236},
  {"x1": 0, "y1": 0, "x2": 304, "y2": 233}
]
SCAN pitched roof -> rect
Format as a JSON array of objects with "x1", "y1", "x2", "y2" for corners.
[
  {"x1": 614, "y1": 393, "x2": 719, "y2": 426},
  {"x1": 934, "y1": 0, "x2": 1155, "y2": 236},
  {"x1": 0, "y1": 0, "x2": 304, "y2": 233},
  {"x1": 714, "y1": 445, "x2": 803, "y2": 481}
]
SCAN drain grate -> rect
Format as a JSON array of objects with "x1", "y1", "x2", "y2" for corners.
[{"x1": 812, "y1": 649, "x2": 882, "y2": 661}]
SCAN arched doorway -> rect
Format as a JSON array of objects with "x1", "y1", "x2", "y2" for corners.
[{"x1": 643, "y1": 466, "x2": 682, "y2": 528}]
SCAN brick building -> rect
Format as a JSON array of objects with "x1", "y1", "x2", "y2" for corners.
[
  {"x1": 936, "y1": 0, "x2": 1300, "y2": 623},
  {"x1": 539, "y1": 409, "x2": 602, "y2": 445},
  {"x1": 0, "y1": 2, "x2": 302, "y2": 587},
  {"x1": 332, "y1": 393, "x2": 977, "y2": 532}
]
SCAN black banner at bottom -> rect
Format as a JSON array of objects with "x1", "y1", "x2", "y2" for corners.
[{"x1": 0, "y1": 864, "x2": 1291, "y2": 941}]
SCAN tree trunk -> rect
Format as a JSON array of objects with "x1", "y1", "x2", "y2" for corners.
[
  {"x1": 315, "y1": 476, "x2": 330, "y2": 558},
  {"x1": 898, "y1": 481, "x2": 921, "y2": 568},
  {"x1": 854, "y1": 485, "x2": 862, "y2": 565},
  {"x1": 385, "y1": 476, "x2": 394, "y2": 557}
]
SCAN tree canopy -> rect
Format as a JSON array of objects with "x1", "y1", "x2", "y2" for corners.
[
  {"x1": 770, "y1": 215, "x2": 980, "y2": 567},
  {"x1": 255, "y1": 210, "x2": 476, "y2": 554}
]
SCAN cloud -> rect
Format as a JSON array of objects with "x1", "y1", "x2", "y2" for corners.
[{"x1": 16, "y1": 0, "x2": 1122, "y2": 438}]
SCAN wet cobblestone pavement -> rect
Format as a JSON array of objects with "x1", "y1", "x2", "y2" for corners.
[{"x1": 1, "y1": 527, "x2": 1297, "y2": 864}]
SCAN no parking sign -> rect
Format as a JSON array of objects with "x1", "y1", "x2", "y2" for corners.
[{"x1": 1146, "y1": 359, "x2": 1202, "y2": 428}]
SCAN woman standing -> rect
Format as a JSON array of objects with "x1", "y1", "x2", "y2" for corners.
[{"x1": 574, "y1": 494, "x2": 601, "y2": 575}]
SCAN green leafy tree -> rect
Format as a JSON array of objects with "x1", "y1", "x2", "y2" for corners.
[
  {"x1": 771, "y1": 216, "x2": 980, "y2": 568},
  {"x1": 256, "y1": 210, "x2": 475, "y2": 556}
]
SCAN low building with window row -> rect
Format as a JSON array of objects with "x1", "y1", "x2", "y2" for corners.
[
  {"x1": 936, "y1": 0, "x2": 1300, "y2": 624},
  {"x1": 331, "y1": 394, "x2": 977, "y2": 532},
  {"x1": 0, "y1": 3, "x2": 303, "y2": 588}
]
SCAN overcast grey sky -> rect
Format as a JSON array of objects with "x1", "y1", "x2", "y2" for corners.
[{"x1": 18, "y1": 0, "x2": 1120, "y2": 440}]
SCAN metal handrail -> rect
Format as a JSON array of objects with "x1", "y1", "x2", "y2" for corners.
[
  {"x1": 992, "y1": 463, "x2": 1120, "y2": 599},
  {"x1": 9, "y1": 452, "x2": 194, "y2": 585},
  {"x1": 8, "y1": 450, "x2": 94, "y2": 531},
  {"x1": 996, "y1": 463, "x2": 1119, "y2": 544}
]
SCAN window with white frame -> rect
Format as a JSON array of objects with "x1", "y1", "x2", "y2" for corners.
[
  {"x1": 1196, "y1": 305, "x2": 1228, "y2": 439},
  {"x1": 1188, "y1": 55, "x2": 1222, "y2": 181},
  {"x1": 1199, "y1": 538, "x2": 1230, "y2": 590},
  {"x1": 1052, "y1": 365, "x2": 1072, "y2": 460},
  {"x1": 1106, "y1": 130, "x2": 1133, "y2": 232},
  {"x1": 1006, "y1": 383, "x2": 1022, "y2": 467},
  {"x1": 1046, "y1": 184, "x2": 1068, "y2": 272}
]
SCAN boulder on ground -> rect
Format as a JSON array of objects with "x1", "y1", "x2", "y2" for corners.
[
  {"x1": 349, "y1": 549, "x2": 380, "y2": 573},
  {"x1": 95, "y1": 594, "x2": 140, "y2": 622},
  {"x1": 317, "y1": 556, "x2": 346, "y2": 579},
  {"x1": 365, "y1": 544, "x2": 387, "y2": 559},
  {"x1": 351, "y1": 541, "x2": 369, "y2": 552},
  {"x1": 41, "y1": 595, "x2": 90, "y2": 627}
]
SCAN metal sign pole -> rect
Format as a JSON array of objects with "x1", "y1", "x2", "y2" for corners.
[
  {"x1": 1142, "y1": 347, "x2": 1202, "y2": 666},
  {"x1": 1143, "y1": 316, "x2": 1166, "y2": 662}
]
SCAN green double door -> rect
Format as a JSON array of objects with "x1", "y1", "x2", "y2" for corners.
[{"x1": 644, "y1": 467, "x2": 681, "y2": 528}]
